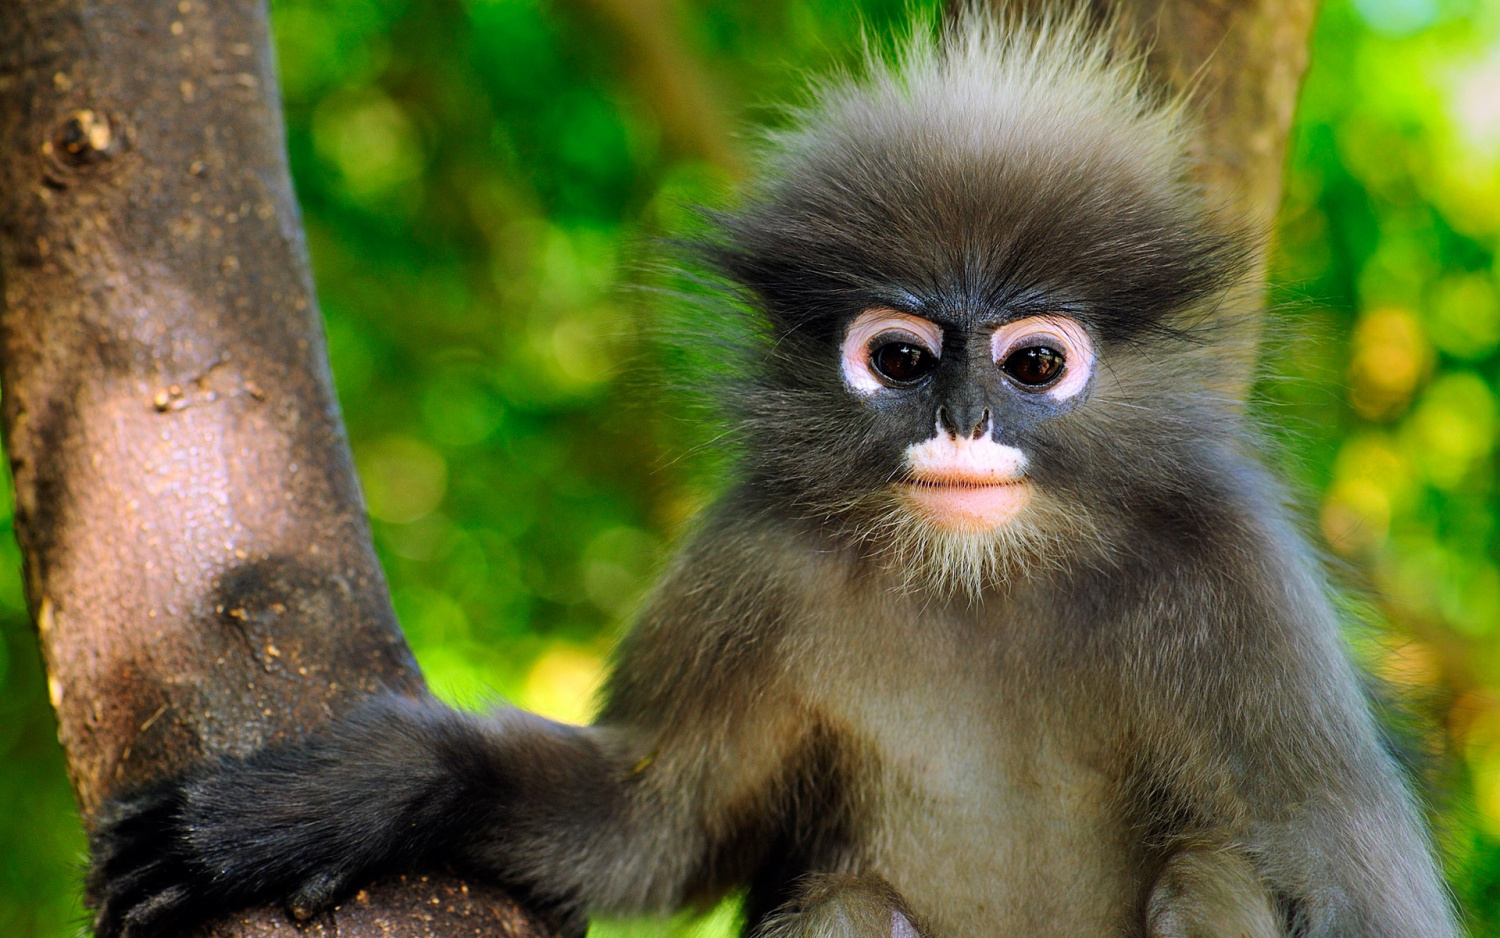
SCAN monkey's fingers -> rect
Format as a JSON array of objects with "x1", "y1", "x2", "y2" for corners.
[
  {"x1": 90, "y1": 856, "x2": 201, "y2": 938},
  {"x1": 89, "y1": 780, "x2": 226, "y2": 938},
  {"x1": 287, "y1": 868, "x2": 357, "y2": 921},
  {"x1": 117, "y1": 884, "x2": 195, "y2": 938}
]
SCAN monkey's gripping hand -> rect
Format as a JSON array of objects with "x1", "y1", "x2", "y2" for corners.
[{"x1": 87, "y1": 695, "x2": 594, "y2": 938}]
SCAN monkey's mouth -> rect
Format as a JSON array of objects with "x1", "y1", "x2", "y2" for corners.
[{"x1": 898, "y1": 474, "x2": 1032, "y2": 532}]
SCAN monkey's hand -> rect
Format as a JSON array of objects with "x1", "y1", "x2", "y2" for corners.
[
  {"x1": 756, "y1": 874, "x2": 924, "y2": 938},
  {"x1": 1144, "y1": 845, "x2": 1282, "y2": 938},
  {"x1": 88, "y1": 695, "x2": 503, "y2": 938}
]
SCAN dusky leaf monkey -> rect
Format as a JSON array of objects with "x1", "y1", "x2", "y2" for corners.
[{"x1": 89, "y1": 9, "x2": 1457, "y2": 938}]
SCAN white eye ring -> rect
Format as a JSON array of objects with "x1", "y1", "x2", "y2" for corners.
[
  {"x1": 841, "y1": 308, "x2": 943, "y2": 395},
  {"x1": 991, "y1": 315, "x2": 1095, "y2": 400}
]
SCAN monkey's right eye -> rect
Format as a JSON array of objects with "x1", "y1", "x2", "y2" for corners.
[{"x1": 871, "y1": 342, "x2": 937, "y2": 385}]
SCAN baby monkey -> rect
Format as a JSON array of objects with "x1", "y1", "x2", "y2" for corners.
[{"x1": 91, "y1": 11, "x2": 1456, "y2": 938}]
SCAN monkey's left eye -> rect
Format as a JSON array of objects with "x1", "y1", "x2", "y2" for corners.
[
  {"x1": 1001, "y1": 345, "x2": 1064, "y2": 388},
  {"x1": 871, "y1": 341, "x2": 937, "y2": 384},
  {"x1": 990, "y1": 316, "x2": 1094, "y2": 401}
]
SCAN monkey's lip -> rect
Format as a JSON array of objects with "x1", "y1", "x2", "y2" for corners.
[{"x1": 898, "y1": 475, "x2": 1031, "y2": 531}]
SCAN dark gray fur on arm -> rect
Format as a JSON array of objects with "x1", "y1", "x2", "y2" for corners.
[
  {"x1": 1114, "y1": 468, "x2": 1453, "y2": 936},
  {"x1": 88, "y1": 512, "x2": 821, "y2": 938}
]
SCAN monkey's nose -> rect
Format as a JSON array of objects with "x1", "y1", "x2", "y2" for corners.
[{"x1": 937, "y1": 405, "x2": 991, "y2": 440}]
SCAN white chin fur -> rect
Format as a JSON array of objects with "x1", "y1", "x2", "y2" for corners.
[{"x1": 865, "y1": 489, "x2": 1098, "y2": 600}]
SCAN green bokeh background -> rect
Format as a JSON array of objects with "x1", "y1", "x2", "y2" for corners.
[{"x1": 3, "y1": 0, "x2": 1500, "y2": 934}]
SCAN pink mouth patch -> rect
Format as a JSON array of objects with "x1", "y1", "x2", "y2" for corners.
[
  {"x1": 901, "y1": 432, "x2": 1031, "y2": 532},
  {"x1": 901, "y1": 478, "x2": 1032, "y2": 532}
]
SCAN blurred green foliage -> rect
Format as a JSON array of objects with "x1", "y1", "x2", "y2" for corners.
[{"x1": 2, "y1": 0, "x2": 1499, "y2": 934}]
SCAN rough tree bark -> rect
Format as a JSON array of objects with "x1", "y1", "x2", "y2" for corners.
[
  {"x1": 0, "y1": 0, "x2": 1317, "y2": 937},
  {"x1": 0, "y1": 1, "x2": 556, "y2": 936}
]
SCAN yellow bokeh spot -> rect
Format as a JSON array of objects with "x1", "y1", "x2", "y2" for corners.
[
  {"x1": 1449, "y1": 563, "x2": 1500, "y2": 637},
  {"x1": 1402, "y1": 372, "x2": 1497, "y2": 490},
  {"x1": 1427, "y1": 273, "x2": 1500, "y2": 360},
  {"x1": 549, "y1": 313, "x2": 613, "y2": 387},
  {"x1": 1321, "y1": 478, "x2": 1392, "y2": 555},
  {"x1": 356, "y1": 435, "x2": 448, "y2": 523},
  {"x1": 1380, "y1": 534, "x2": 1445, "y2": 619},
  {"x1": 1347, "y1": 307, "x2": 1431, "y2": 420},
  {"x1": 1473, "y1": 754, "x2": 1500, "y2": 839},
  {"x1": 311, "y1": 91, "x2": 425, "y2": 200},
  {"x1": 520, "y1": 644, "x2": 606, "y2": 726},
  {"x1": 1321, "y1": 434, "x2": 1413, "y2": 554},
  {"x1": 1466, "y1": 706, "x2": 1500, "y2": 838},
  {"x1": 1374, "y1": 639, "x2": 1442, "y2": 692}
]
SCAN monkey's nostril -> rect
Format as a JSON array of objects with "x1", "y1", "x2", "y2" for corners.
[{"x1": 936, "y1": 405, "x2": 957, "y2": 439}]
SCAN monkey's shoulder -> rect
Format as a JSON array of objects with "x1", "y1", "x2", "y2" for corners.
[
  {"x1": 638, "y1": 494, "x2": 861, "y2": 618},
  {"x1": 600, "y1": 500, "x2": 835, "y2": 714}
]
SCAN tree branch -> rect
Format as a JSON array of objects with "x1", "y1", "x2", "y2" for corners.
[{"x1": 560, "y1": 0, "x2": 738, "y2": 170}]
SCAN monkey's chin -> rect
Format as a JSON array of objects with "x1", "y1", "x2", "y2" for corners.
[{"x1": 899, "y1": 481, "x2": 1032, "y2": 533}]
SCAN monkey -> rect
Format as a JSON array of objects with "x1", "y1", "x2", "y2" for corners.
[{"x1": 88, "y1": 10, "x2": 1458, "y2": 938}]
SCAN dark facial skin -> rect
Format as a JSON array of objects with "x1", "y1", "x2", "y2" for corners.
[
  {"x1": 86, "y1": 15, "x2": 1457, "y2": 938},
  {"x1": 852, "y1": 304, "x2": 1090, "y2": 431},
  {"x1": 830, "y1": 301, "x2": 1099, "y2": 536}
]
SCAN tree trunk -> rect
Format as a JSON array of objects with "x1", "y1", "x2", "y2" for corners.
[
  {"x1": 1131, "y1": 0, "x2": 1319, "y2": 390},
  {"x1": 0, "y1": 1, "x2": 555, "y2": 935}
]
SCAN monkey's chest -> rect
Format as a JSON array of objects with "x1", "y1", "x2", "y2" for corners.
[
  {"x1": 794, "y1": 592, "x2": 1145, "y2": 936},
  {"x1": 853, "y1": 710, "x2": 1139, "y2": 937},
  {"x1": 802, "y1": 625, "x2": 1140, "y2": 938}
]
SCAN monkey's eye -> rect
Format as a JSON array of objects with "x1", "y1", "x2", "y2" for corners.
[
  {"x1": 871, "y1": 341, "x2": 937, "y2": 385},
  {"x1": 1000, "y1": 345, "x2": 1064, "y2": 388},
  {"x1": 990, "y1": 316, "x2": 1094, "y2": 401},
  {"x1": 841, "y1": 308, "x2": 943, "y2": 395}
]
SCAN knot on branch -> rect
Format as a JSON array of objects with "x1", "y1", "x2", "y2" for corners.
[{"x1": 44, "y1": 109, "x2": 128, "y2": 182}]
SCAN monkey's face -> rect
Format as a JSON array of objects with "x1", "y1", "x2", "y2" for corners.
[
  {"x1": 839, "y1": 307, "x2": 1094, "y2": 537},
  {"x1": 747, "y1": 300, "x2": 1108, "y2": 595}
]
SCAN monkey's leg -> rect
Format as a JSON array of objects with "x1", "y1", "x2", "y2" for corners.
[
  {"x1": 754, "y1": 874, "x2": 922, "y2": 938},
  {"x1": 1146, "y1": 845, "x2": 1282, "y2": 938}
]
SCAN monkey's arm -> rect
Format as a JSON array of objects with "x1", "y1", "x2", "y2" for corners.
[
  {"x1": 1137, "y1": 537, "x2": 1458, "y2": 938},
  {"x1": 89, "y1": 513, "x2": 815, "y2": 938}
]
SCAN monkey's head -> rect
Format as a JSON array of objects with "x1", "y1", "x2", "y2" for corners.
[{"x1": 698, "y1": 15, "x2": 1255, "y2": 596}]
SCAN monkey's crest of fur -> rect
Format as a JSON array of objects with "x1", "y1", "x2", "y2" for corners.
[
  {"x1": 785, "y1": 10, "x2": 1190, "y2": 201},
  {"x1": 705, "y1": 9, "x2": 1243, "y2": 345}
]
